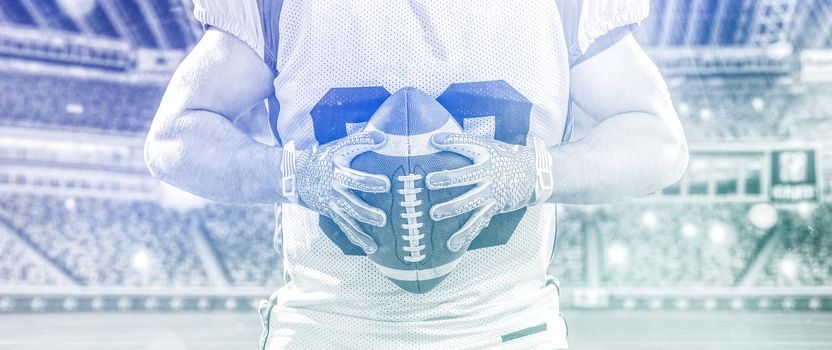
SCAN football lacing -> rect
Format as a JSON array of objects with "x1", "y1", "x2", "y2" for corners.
[{"x1": 397, "y1": 174, "x2": 425, "y2": 263}]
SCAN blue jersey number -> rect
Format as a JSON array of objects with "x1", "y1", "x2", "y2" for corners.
[{"x1": 310, "y1": 81, "x2": 531, "y2": 255}]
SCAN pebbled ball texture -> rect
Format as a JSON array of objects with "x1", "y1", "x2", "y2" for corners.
[{"x1": 350, "y1": 87, "x2": 474, "y2": 293}]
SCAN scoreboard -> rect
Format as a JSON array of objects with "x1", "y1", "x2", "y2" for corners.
[
  {"x1": 650, "y1": 144, "x2": 826, "y2": 203},
  {"x1": 770, "y1": 149, "x2": 820, "y2": 203}
]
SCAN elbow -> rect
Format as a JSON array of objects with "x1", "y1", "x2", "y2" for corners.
[
  {"x1": 143, "y1": 114, "x2": 178, "y2": 182},
  {"x1": 668, "y1": 136, "x2": 689, "y2": 186},
  {"x1": 659, "y1": 125, "x2": 689, "y2": 189},
  {"x1": 144, "y1": 128, "x2": 165, "y2": 180}
]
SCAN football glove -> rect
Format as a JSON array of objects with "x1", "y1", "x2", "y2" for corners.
[
  {"x1": 282, "y1": 131, "x2": 390, "y2": 254},
  {"x1": 425, "y1": 133, "x2": 554, "y2": 252}
]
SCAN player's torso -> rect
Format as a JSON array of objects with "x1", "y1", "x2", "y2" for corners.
[
  {"x1": 268, "y1": 1, "x2": 569, "y2": 345},
  {"x1": 274, "y1": 0, "x2": 571, "y2": 148}
]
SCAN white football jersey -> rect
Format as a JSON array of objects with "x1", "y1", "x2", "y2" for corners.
[{"x1": 193, "y1": 1, "x2": 647, "y2": 348}]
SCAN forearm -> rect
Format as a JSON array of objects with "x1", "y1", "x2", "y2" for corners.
[
  {"x1": 548, "y1": 112, "x2": 688, "y2": 204},
  {"x1": 145, "y1": 109, "x2": 283, "y2": 204}
]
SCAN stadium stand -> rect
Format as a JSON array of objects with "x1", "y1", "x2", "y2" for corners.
[
  {"x1": 671, "y1": 81, "x2": 793, "y2": 141},
  {"x1": 762, "y1": 204, "x2": 832, "y2": 287},
  {"x1": 0, "y1": 224, "x2": 62, "y2": 286},
  {"x1": 594, "y1": 203, "x2": 767, "y2": 287},
  {"x1": 199, "y1": 204, "x2": 284, "y2": 287},
  {"x1": 0, "y1": 193, "x2": 284, "y2": 288},
  {"x1": 0, "y1": 193, "x2": 207, "y2": 287},
  {"x1": 548, "y1": 207, "x2": 587, "y2": 286},
  {"x1": 3, "y1": 192, "x2": 831, "y2": 291},
  {"x1": 0, "y1": 70, "x2": 164, "y2": 133}
]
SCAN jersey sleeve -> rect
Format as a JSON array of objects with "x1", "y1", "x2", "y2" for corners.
[
  {"x1": 558, "y1": 0, "x2": 650, "y2": 67},
  {"x1": 192, "y1": 0, "x2": 266, "y2": 59}
]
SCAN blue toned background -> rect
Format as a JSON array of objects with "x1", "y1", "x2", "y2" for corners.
[{"x1": 0, "y1": 1, "x2": 831, "y2": 349}]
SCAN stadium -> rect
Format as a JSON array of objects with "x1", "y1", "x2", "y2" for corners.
[{"x1": 0, "y1": 0, "x2": 831, "y2": 349}]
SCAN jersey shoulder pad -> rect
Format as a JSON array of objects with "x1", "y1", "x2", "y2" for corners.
[
  {"x1": 559, "y1": 0, "x2": 649, "y2": 65},
  {"x1": 192, "y1": 0, "x2": 268, "y2": 59}
]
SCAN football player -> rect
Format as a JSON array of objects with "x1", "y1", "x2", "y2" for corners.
[{"x1": 145, "y1": 0, "x2": 688, "y2": 348}]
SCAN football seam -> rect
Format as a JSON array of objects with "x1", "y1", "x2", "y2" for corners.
[
  {"x1": 397, "y1": 174, "x2": 426, "y2": 263},
  {"x1": 402, "y1": 88, "x2": 425, "y2": 264}
]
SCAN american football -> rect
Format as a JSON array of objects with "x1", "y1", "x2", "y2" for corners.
[{"x1": 350, "y1": 87, "x2": 475, "y2": 293}]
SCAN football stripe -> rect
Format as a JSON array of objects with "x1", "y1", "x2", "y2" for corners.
[
  {"x1": 370, "y1": 257, "x2": 462, "y2": 281},
  {"x1": 365, "y1": 117, "x2": 461, "y2": 157}
]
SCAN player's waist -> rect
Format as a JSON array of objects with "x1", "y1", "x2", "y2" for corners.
[{"x1": 267, "y1": 282, "x2": 566, "y2": 349}]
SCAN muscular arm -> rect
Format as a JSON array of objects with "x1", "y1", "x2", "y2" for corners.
[
  {"x1": 549, "y1": 35, "x2": 689, "y2": 204},
  {"x1": 144, "y1": 28, "x2": 283, "y2": 204}
]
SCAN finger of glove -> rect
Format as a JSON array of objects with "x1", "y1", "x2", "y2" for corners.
[
  {"x1": 425, "y1": 160, "x2": 489, "y2": 190},
  {"x1": 429, "y1": 182, "x2": 491, "y2": 221},
  {"x1": 331, "y1": 205, "x2": 378, "y2": 254},
  {"x1": 431, "y1": 133, "x2": 489, "y2": 162},
  {"x1": 334, "y1": 166, "x2": 390, "y2": 193},
  {"x1": 333, "y1": 185, "x2": 387, "y2": 227},
  {"x1": 331, "y1": 131, "x2": 386, "y2": 166},
  {"x1": 446, "y1": 200, "x2": 496, "y2": 252}
]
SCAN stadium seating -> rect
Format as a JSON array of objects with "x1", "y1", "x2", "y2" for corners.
[
  {"x1": 672, "y1": 83, "x2": 791, "y2": 141},
  {"x1": 762, "y1": 204, "x2": 832, "y2": 286},
  {"x1": 2, "y1": 192, "x2": 830, "y2": 290},
  {"x1": 0, "y1": 193, "x2": 283, "y2": 288},
  {"x1": 0, "y1": 193, "x2": 207, "y2": 286},
  {"x1": 0, "y1": 224, "x2": 62, "y2": 286},
  {"x1": 199, "y1": 204, "x2": 284, "y2": 287},
  {"x1": 593, "y1": 203, "x2": 766, "y2": 287},
  {"x1": 548, "y1": 207, "x2": 588, "y2": 286},
  {"x1": 0, "y1": 71, "x2": 164, "y2": 133}
]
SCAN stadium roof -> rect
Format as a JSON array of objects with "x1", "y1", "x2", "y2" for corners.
[
  {"x1": 0, "y1": 1, "x2": 828, "y2": 50},
  {"x1": 0, "y1": 0, "x2": 200, "y2": 50},
  {"x1": 639, "y1": 0, "x2": 829, "y2": 49}
]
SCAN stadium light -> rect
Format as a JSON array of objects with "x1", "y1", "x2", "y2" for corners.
[
  {"x1": 796, "y1": 202, "x2": 815, "y2": 220},
  {"x1": 708, "y1": 223, "x2": 729, "y2": 244},
  {"x1": 30, "y1": 297, "x2": 45, "y2": 312},
  {"x1": 730, "y1": 298, "x2": 744, "y2": 310},
  {"x1": 56, "y1": 0, "x2": 97, "y2": 21},
  {"x1": 642, "y1": 211, "x2": 657, "y2": 229},
  {"x1": 766, "y1": 41, "x2": 794, "y2": 60},
  {"x1": 117, "y1": 297, "x2": 131, "y2": 311},
  {"x1": 758, "y1": 298, "x2": 770, "y2": 309},
  {"x1": 699, "y1": 108, "x2": 712, "y2": 121},
  {"x1": 749, "y1": 203, "x2": 778, "y2": 230},
  {"x1": 63, "y1": 298, "x2": 78, "y2": 312},
  {"x1": 677, "y1": 102, "x2": 690, "y2": 116},
  {"x1": 0, "y1": 297, "x2": 13, "y2": 312},
  {"x1": 225, "y1": 298, "x2": 238, "y2": 311},
  {"x1": 809, "y1": 297, "x2": 822, "y2": 310},
  {"x1": 64, "y1": 197, "x2": 76, "y2": 211},
  {"x1": 779, "y1": 257, "x2": 798, "y2": 279},
  {"x1": 607, "y1": 244, "x2": 629, "y2": 266},
  {"x1": 144, "y1": 298, "x2": 159, "y2": 311},
  {"x1": 91, "y1": 297, "x2": 104, "y2": 311},
  {"x1": 197, "y1": 298, "x2": 210, "y2": 311},
  {"x1": 704, "y1": 299, "x2": 717, "y2": 310},
  {"x1": 132, "y1": 250, "x2": 152, "y2": 271},
  {"x1": 682, "y1": 223, "x2": 698, "y2": 238},
  {"x1": 170, "y1": 297, "x2": 184, "y2": 311},
  {"x1": 751, "y1": 97, "x2": 765, "y2": 112},
  {"x1": 648, "y1": 299, "x2": 663, "y2": 310},
  {"x1": 65, "y1": 103, "x2": 84, "y2": 115}
]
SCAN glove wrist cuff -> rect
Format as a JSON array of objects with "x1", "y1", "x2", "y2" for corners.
[
  {"x1": 531, "y1": 137, "x2": 554, "y2": 204},
  {"x1": 281, "y1": 141, "x2": 302, "y2": 203}
]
